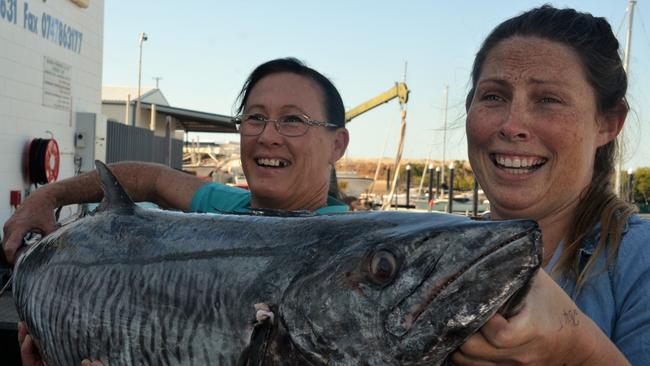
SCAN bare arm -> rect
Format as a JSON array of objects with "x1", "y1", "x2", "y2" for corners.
[{"x1": 2, "y1": 162, "x2": 206, "y2": 263}]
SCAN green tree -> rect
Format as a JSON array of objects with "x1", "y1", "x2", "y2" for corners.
[{"x1": 634, "y1": 167, "x2": 650, "y2": 204}]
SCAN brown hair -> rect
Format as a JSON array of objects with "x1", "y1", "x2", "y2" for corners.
[{"x1": 467, "y1": 5, "x2": 637, "y2": 288}]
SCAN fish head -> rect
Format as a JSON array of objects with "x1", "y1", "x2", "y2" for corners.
[{"x1": 280, "y1": 212, "x2": 542, "y2": 365}]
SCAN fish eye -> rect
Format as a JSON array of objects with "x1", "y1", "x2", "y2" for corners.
[{"x1": 369, "y1": 250, "x2": 398, "y2": 284}]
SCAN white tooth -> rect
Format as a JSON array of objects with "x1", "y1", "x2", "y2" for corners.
[
  {"x1": 512, "y1": 158, "x2": 521, "y2": 168},
  {"x1": 498, "y1": 156, "x2": 506, "y2": 165},
  {"x1": 520, "y1": 159, "x2": 530, "y2": 168},
  {"x1": 504, "y1": 158, "x2": 512, "y2": 167}
]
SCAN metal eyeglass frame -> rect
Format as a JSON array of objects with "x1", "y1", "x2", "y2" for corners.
[{"x1": 232, "y1": 113, "x2": 339, "y2": 137}]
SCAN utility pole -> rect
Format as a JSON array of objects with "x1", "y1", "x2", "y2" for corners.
[
  {"x1": 136, "y1": 32, "x2": 148, "y2": 127},
  {"x1": 615, "y1": 0, "x2": 636, "y2": 196}
]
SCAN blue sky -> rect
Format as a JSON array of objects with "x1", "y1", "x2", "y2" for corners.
[{"x1": 102, "y1": 1, "x2": 650, "y2": 169}]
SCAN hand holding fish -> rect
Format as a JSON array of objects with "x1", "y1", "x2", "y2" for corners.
[
  {"x1": 2, "y1": 188, "x2": 58, "y2": 264},
  {"x1": 449, "y1": 271, "x2": 631, "y2": 366},
  {"x1": 19, "y1": 321, "x2": 43, "y2": 366},
  {"x1": 20, "y1": 321, "x2": 105, "y2": 366}
]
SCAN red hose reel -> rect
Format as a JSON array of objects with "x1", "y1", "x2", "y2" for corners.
[{"x1": 28, "y1": 138, "x2": 60, "y2": 184}]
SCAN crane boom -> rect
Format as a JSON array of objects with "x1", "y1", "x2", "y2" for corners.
[{"x1": 345, "y1": 82, "x2": 409, "y2": 122}]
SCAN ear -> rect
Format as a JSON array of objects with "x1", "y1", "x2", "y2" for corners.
[
  {"x1": 596, "y1": 103, "x2": 627, "y2": 147},
  {"x1": 330, "y1": 128, "x2": 350, "y2": 163}
]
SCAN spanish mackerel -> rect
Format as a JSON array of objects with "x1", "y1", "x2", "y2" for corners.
[{"x1": 12, "y1": 161, "x2": 542, "y2": 365}]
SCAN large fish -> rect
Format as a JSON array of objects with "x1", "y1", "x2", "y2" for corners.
[{"x1": 12, "y1": 162, "x2": 542, "y2": 365}]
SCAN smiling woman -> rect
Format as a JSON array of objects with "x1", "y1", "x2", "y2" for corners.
[
  {"x1": 191, "y1": 58, "x2": 350, "y2": 213},
  {"x1": 467, "y1": 36, "x2": 610, "y2": 228},
  {"x1": 453, "y1": 5, "x2": 650, "y2": 366}
]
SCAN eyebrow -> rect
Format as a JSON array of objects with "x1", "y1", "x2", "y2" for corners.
[
  {"x1": 528, "y1": 77, "x2": 571, "y2": 86},
  {"x1": 244, "y1": 104, "x2": 308, "y2": 115},
  {"x1": 477, "y1": 77, "x2": 571, "y2": 87},
  {"x1": 477, "y1": 78, "x2": 510, "y2": 87}
]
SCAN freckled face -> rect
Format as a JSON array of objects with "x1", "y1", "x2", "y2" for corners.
[
  {"x1": 466, "y1": 37, "x2": 614, "y2": 221},
  {"x1": 240, "y1": 72, "x2": 347, "y2": 211}
]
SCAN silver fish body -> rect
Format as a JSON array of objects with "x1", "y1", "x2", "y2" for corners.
[{"x1": 12, "y1": 162, "x2": 542, "y2": 365}]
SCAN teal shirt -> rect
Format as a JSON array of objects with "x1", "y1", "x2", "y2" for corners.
[{"x1": 190, "y1": 182, "x2": 349, "y2": 214}]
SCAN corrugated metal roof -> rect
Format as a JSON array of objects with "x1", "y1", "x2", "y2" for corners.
[
  {"x1": 102, "y1": 86, "x2": 169, "y2": 105},
  {"x1": 140, "y1": 102, "x2": 237, "y2": 133}
]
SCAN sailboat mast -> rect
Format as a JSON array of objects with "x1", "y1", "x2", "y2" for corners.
[
  {"x1": 615, "y1": 0, "x2": 636, "y2": 196},
  {"x1": 623, "y1": 0, "x2": 636, "y2": 72},
  {"x1": 440, "y1": 85, "x2": 449, "y2": 187}
]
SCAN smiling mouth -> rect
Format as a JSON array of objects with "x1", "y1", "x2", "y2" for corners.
[
  {"x1": 255, "y1": 158, "x2": 291, "y2": 168},
  {"x1": 490, "y1": 154, "x2": 546, "y2": 174}
]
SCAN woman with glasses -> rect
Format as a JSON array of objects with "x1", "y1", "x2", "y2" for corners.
[
  {"x1": 7, "y1": 58, "x2": 350, "y2": 366},
  {"x1": 193, "y1": 58, "x2": 350, "y2": 215}
]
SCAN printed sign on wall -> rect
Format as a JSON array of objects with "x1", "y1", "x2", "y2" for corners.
[{"x1": 43, "y1": 56, "x2": 72, "y2": 110}]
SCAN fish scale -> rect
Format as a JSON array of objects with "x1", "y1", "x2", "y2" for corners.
[{"x1": 12, "y1": 161, "x2": 543, "y2": 365}]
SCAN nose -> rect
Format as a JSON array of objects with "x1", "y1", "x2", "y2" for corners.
[
  {"x1": 256, "y1": 120, "x2": 284, "y2": 146},
  {"x1": 498, "y1": 101, "x2": 531, "y2": 141}
]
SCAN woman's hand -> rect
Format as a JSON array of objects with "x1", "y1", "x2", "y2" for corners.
[
  {"x1": 18, "y1": 321, "x2": 43, "y2": 366},
  {"x1": 3, "y1": 189, "x2": 58, "y2": 264},
  {"x1": 449, "y1": 271, "x2": 630, "y2": 366},
  {"x1": 19, "y1": 321, "x2": 106, "y2": 366},
  {"x1": 81, "y1": 360, "x2": 105, "y2": 366}
]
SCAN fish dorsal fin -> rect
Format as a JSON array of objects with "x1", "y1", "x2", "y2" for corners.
[{"x1": 94, "y1": 160, "x2": 135, "y2": 214}]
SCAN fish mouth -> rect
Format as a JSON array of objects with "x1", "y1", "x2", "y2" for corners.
[{"x1": 385, "y1": 227, "x2": 539, "y2": 338}]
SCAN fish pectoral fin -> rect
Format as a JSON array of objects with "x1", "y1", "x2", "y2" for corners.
[
  {"x1": 238, "y1": 319, "x2": 274, "y2": 366},
  {"x1": 238, "y1": 306, "x2": 317, "y2": 366}
]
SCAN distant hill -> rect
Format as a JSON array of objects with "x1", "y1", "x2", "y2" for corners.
[{"x1": 335, "y1": 157, "x2": 474, "y2": 196}]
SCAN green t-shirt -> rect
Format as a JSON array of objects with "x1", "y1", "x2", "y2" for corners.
[{"x1": 190, "y1": 182, "x2": 349, "y2": 214}]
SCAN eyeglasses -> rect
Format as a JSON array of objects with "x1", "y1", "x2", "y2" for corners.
[{"x1": 232, "y1": 113, "x2": 339, "y2": 137}]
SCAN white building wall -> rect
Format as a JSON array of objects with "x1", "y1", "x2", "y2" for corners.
[
  {"x1": 0, "y1": 0, "x2": 104, "y2": 227},
  {"x1": 152, "y1": 112, "x2": 180, "y2": 136},
  {"x1": 102, "y1": 103, "x2": 127, "y2": 123}
]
